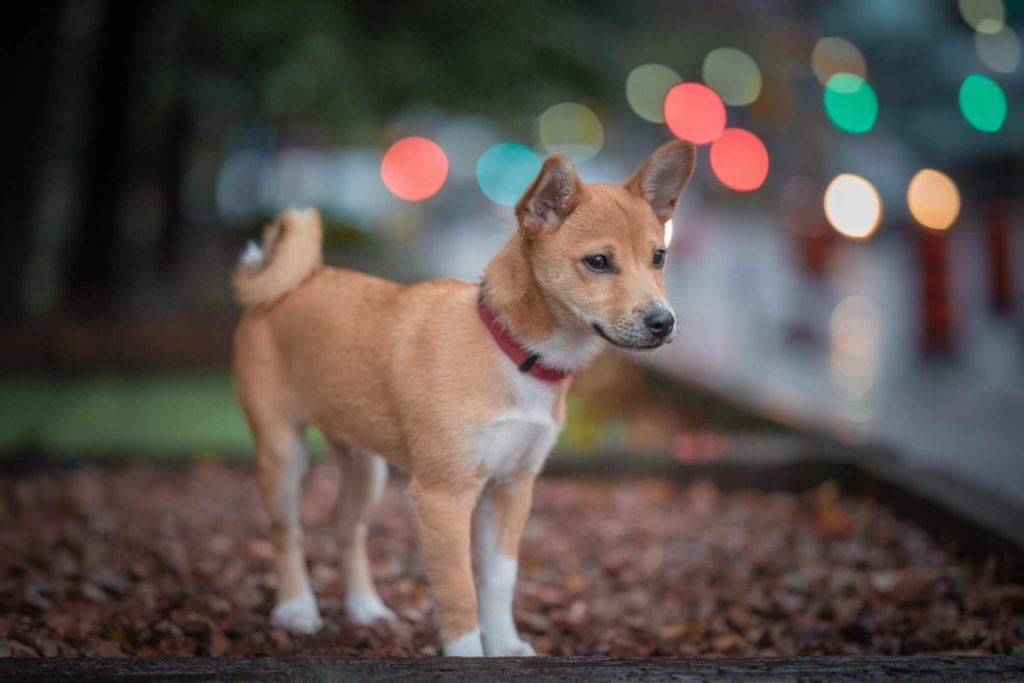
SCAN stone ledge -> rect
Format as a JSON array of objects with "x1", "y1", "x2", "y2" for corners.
[{"x1": 2, "y1": 656, "x2": 1022, "y2": 682}]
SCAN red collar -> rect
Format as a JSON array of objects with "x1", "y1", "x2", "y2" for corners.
[{"x1": 477, "y1": 297, "x2": 572, "y2": 383}]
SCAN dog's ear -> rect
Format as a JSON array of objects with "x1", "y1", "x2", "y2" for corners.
[
  {"x1": 624, "y1": 140, "x2": 696, "y2": 223},
  {"x1": 515, "y1": 154, "x2": 584, "y2": 235}
]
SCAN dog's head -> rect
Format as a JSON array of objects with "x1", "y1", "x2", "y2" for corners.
[{"x1": 515, "y1": 141, "x2": 696, "y2": 350}]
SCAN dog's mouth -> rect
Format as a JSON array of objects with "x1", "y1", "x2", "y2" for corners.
[{"x1": 592, "y1": 324, "x2": 665, "y2": 351}]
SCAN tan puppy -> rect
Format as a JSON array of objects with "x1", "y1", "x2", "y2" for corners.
[{"x1": 231, "y1": 140, "x2": 695, "y2": 656}]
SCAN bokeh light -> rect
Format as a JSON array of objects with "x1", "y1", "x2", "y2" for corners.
[
  {"x1": 476, "y1": 142, "x2": 542, "y2": 206},
  {"x1": 824, "y1": 173, "x2": 882, "y2": 240},
  {"x1": 907, "y1": 169, "x2": 961, "y2": 232},
  {"x1": 823, "y1": 73, "x2": 878, "y2": 134},
  {"x1": 702, "y1": 48, "x2": 762, "y2": 106},
  {"x1": 959, "y1": 74, "x2": 1007, "y2": 132},
  {"x1": 380, "y1": 136, "x2": 448, "y2": 202},
  {"x1": 626, "y1": 64, "x2": 682, "y2": 123},
  {"x1": 975, "y1": 27, "x2": 1021, "y2": 73},
  {"x1": 811, "y1": 37, "x2": 867, "y2": 87},
  {"x1": 709, "y1": 128, "x2": 769, "y2": 192},
  {"x1": 663, "y1": 83, "x2": 726, "y2": 144},
  {"x1": 959, "y1": 0, "x2": 1005, "y2": 34},
  {"x1": 538, "y1": 102, "x2": 604, "y2": 162},
  {"x1": 831, "y1": 295, "x2": 881, "y2": 360},
  {"x1": 830, "y1": 295, "x2": 882, "y2": 399}
]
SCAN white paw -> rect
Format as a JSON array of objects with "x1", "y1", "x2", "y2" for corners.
[
  {"x1": 484, "y1": 637, "x2": 537, "y2": 657},
  {"x1": 270, "y1": 589, "x2": 323, "y2": 635},
  {"x1": 443, "y1": 628, "x2": 484, "y2": 657},
  {"x1": 346, "y1": 592, "x2": 397, "y2": 625}
]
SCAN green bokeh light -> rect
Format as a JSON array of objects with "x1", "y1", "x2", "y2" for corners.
[
  {"x1": 823, "y1": 73, "x2": 878, "y2": 134},
  {"x1": 959, "y1": 74, "x2": 1007, "y2": 133}
]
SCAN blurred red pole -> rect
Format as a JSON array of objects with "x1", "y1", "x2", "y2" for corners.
[
  {"x1": 986, "y1": 200, "x2": 1013, "y2": 315},
  {"x1": 796, "y1": 218, "x2": 837, "y2": 280},
  {"x1": 916, "y1": 223, "x2": 954, "y2": 354}
]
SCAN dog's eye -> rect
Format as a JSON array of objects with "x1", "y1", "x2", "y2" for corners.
[
  {"x1": 652, "y1": 249, "x2": 666, "y2": 268},
  {"x1": 583, "y1": 254, "x2": 610, "y2": 272}
]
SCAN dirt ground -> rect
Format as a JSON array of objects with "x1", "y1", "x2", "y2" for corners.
[{"x1": 1, "y1": 459, "x2": 1021, "y2": 657}]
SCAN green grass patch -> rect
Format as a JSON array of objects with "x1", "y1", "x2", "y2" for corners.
[{"x1": 0, "y1": 370, "x2": 317, "y2": 460}]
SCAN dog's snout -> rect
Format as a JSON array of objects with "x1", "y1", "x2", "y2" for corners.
[{"x1": 643, "y1": 306, "x2": 675, "y2": 339}]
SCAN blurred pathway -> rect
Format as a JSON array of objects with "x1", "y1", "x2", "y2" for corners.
[{"x1": 654, "y1": 210, "x2": 1024, "y2": 513}]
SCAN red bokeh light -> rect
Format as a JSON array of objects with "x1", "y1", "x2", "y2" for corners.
[
  {"x1": 663, "y1": 83, "x2": 726, "y2": 145},
  {"x1": 709, "y1": 127, "x2": 769, "y2": 192},
  {"x1": 380, "y1": 137, "x2": 448, "y2": 201}
]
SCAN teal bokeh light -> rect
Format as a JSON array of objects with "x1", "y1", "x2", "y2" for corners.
[
  {"x1": 476, "y1": 142, "x2": 542, "y2": 206},
  {"x1": 823, "y1": 73, "x2": 878, "y2": 134},
  {"x1": 959, "y1": 74, "x2": 1007, "y2": 133}
]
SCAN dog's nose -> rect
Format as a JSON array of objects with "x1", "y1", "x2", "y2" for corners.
[{"x1": 643, "y1": 306, "x2": 675, "y2": 339}]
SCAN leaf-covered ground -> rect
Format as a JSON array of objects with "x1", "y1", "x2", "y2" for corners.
[{"x1": 1, "y1": 459, "x2": 1021, "y2": 657}]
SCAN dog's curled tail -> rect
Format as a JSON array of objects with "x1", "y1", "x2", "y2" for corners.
[{"x1": 232, "y1": 208, "x2": 324, "y2": 308}]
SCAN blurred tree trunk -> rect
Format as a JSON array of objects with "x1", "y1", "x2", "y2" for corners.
[
  {"x1": 0, "y1": 2, "x2": 65, "y2": 319},
  {"x1": 157, "y1": 99, "x2": 191, "y2": 274},
  {"x1": 64, "y1": 0, "x2": 146, "y2": 310},
  {"x1": 156, "y1": 8, "x2": 198, "y2": 278}
]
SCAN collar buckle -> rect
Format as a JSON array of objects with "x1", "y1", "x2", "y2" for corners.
[{"x1": 476, "y1": 295, "x2": 571, "y2": 383}]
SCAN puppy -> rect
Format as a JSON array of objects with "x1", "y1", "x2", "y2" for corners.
[{"x1": 231, "y1": 140, "x2": 695, "y2": 656}]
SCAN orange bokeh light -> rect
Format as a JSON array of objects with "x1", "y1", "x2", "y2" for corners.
[
  {"x1": 381, "y1": 136, "x2": 448, "y2": 201},
  {"x1": 907, "y1": 169, "x2": 960, "y2": 232},
  {"x1": 710, "y1": 128, "x2": 769, "y2": 191},
  {"x1": 663, "y1": 83, "x2": 726, "y2": 145}
]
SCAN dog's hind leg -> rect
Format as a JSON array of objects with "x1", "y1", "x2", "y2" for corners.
[
  {"x1": 331, "y1": 443, "x2": 396, "y2": 624},
  {"x1": 254, "y1": 424, "x2": 322, "y2": 634}
]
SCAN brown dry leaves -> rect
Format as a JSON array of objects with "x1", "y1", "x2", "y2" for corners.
[{"x1": 0, "y1": 461, "x2": 1021, "y2": 657}]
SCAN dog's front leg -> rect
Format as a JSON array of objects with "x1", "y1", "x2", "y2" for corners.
[
  {"x1": 474, "y1": 470, "x2": 537, "y2": 656},
  {"x1": 409, "y1": 476, "x2": 485, "y2": 656}
]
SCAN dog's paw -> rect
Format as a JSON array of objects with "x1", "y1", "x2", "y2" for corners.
[
  {"x1": 270, "y1": 589, "x2": 323, "y2": 635},
  {"x1": 345, "y1": 592, "x2": 397, "y2": 625},
  {"x1": 484, "y1": 637, "x2": 537, "y2": 657},
  {"x1": 443, "y1": 628, "x2": 484, "y2": 657}
]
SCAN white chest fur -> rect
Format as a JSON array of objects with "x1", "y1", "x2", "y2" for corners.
[{"x1": 477, "y1": 362, "x2": 562, "y2": 481}]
